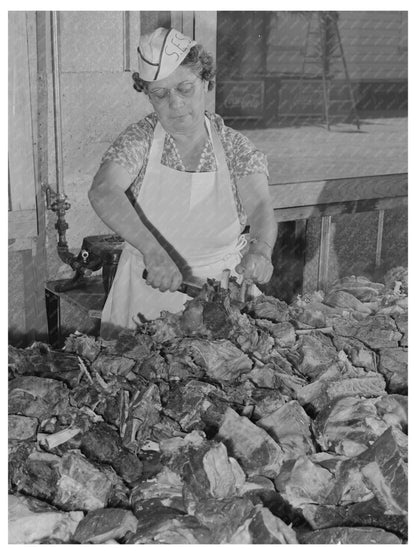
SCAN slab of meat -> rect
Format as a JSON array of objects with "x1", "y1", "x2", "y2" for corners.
[
  {"x1": 216, "y1": 408, "x2": 285, "y2": 478},
  {"x1": 378, "y1": 347, "x2": 408, "y2": 394},
  {"x1": 297, "y1": 372, "x2": 386, "y2": 414},
  {"x1": 257, "y1": 400, "x2": 315, "y2": 458},
  {"x1": 312, "y1": 396, "x2": 392, "y2": 456},
  {"x1": 9, "y1": 376, "x2": 70, "y2": 420},
  {"x1": 9, "y1": 493, "x2": 83, "y2": 544},
  {"x1": 301, "y1": 497, "x2": 408, "y2": 539},
  {"x1": 299, "y1": 526, "x2": 401, "y2": 544},
  {"x1": 73, "y1": 508, "x2": 138, "y2": 543},
  {"x1": 332, "y1": 314, "x2": 402, "y2": 349}
]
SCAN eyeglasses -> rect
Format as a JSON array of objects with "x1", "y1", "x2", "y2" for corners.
[{"x1": 147, "y1": 78, "x2": 201, "y2": 103}]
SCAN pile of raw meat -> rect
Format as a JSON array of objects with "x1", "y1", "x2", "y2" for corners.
[{"x1": 8, "y1": 268, "x2": 408, "y2": 544}]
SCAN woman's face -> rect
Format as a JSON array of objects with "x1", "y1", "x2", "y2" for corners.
[{"x1": 147, "y1": 66, "x2": 208, "y2": 136}]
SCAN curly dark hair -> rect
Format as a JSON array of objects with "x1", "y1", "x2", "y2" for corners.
[{"x1": 132, "y1": 43, "x2": 216, "y2": 94}]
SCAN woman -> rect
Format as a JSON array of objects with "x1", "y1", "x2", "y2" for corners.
[{"x1": 89, "y1": 27, "x2": 277, "y2": 337}]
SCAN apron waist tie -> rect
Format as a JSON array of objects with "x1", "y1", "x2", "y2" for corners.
[
  {"x1": 221, "y1": 234, "x2": 247, "y2": 267},
  {"x1": 122, "y1": 234, "x2": 247, "y2": 270}
]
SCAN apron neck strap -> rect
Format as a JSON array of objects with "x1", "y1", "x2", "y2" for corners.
[{"x1": 150, "y1": 115, "x2": 229, "y2": 177}]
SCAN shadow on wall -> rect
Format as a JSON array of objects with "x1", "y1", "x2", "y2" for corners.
[
  {"x1": 8, "y1": 328, "x2": 50, "y2": 349},
  {"x1": 9, "y1": 298, "x2": 102, "y2": 349}
]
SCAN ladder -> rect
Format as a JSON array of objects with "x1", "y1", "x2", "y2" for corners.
[{"x1": 296, "y1": 11, "x2": 360, "y2": 130}]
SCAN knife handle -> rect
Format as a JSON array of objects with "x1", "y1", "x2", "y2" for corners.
[{"x1": 142, "y1": 269, "x2": 189, "y2": 296}]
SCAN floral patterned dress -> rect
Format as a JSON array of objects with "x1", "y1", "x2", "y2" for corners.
[{"x1": 101, "y1": 111, "x2": 269, "y2": 229}]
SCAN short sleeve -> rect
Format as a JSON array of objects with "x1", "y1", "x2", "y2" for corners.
[
  {"x1": 101, "y1": 117, "x2": 155, "y2": 181},
  {"x1": 229, "y1": 130, "x2": 269, "y2": 181},
  {"x1": 209, "y1": 113, "x2": 269, "y2": 181}
]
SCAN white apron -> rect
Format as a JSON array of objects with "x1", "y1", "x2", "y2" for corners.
[{"x1": 101, "y1": 118, "x2": 247, "y2": 335}]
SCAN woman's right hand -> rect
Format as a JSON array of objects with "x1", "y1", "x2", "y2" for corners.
[{"x1": 142, "y1": 250, "x2": 183, "y2": 293}]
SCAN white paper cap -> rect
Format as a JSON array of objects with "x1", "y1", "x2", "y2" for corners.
[{"x1": 138, "y1": 27, "x2": 197, "y2": 82}]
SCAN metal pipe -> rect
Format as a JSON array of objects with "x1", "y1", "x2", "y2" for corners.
[
  {"x1": 50, "y1": 11, "x2": 65, "y2": 197},
  {"x1": 49, "y1": 11, "x2": 89, "y2": 275}
]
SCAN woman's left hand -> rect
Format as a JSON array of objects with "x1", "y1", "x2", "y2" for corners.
[{"x1": 235, "y1": 252, "x2": 273, "y2": 284}]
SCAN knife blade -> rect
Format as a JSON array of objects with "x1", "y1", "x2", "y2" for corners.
[{"x1": 142, "y1": 269, "x2": 204, "y2": 298}]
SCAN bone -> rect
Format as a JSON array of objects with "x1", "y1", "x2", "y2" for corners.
[
  {"x1": 247, "y1": 283, "x2": 257, "y2": 301},
  {"x1": 39, "y1": 427, "x2": 82, "y2": 450},
  {"x1": 221, "y1": 269, "x2": 231, "y2": 290},
  {"x1": 239, "y1": 280, "x2": 248, "y2": 303}
]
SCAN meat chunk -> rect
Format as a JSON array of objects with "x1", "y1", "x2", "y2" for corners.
[
  {"x1": 299, "y1": 526, "x2": 401, "y2": 544},
  {"x1": 378, "y1": 347, "x2": 408, "y2": 394},
  {"x1": 216, "y1": 408, "x2": 285, "y2": 478},
  {"x1": 257, "y1": 401, "x2": 315, "y2": 458},
  {"x1": 73, "y1": 508, "x2": 138, "y2": 543},
  {"x1": 8, "y1": 493, "x2": 83, "y2": 544},
  {"x1": 313, "y1": 396, "x2": 391, "y2": 456}
]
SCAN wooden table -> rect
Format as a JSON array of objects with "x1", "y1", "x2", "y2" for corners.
[
  {"x1": 45, "y1": 277, "x2": 106, "y2": 346},
  {"x1": 244, "y1": 118, "x2": 407, "y2": 294},
  {"x1": 269, "y1": 172, "x2": 408, "y2": 290}
]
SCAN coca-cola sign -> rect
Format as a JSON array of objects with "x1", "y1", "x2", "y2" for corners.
[{"x1": 216, "y1": 80, "x2": 264, "y2": 119}]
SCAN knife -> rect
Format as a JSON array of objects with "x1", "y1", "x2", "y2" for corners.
[{"x1": 142, "y1": 269, "x2": 204, "y2": 299}]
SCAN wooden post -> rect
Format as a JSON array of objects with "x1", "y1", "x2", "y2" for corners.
[
  {"x1": 8, "y1": 12, "x2": 49, "y2": 341},
  {"x1": 375, "y1": 210, "x2": 385, "y2": 268},
  {"x1": 123, "y1": 11, "x2": 141, "y2": 72},
  {"x1": 122, "y1": 12, "x2": 131, "y2": 71},
  {"x1": 28, "y1": 11, "x2": 49, "y2": 339},
  {"x1": 171, "y1": 11, "x2": 194, "y2": 37},
  {"x1": 182, "y1": 12, "x2": 195, "y2": 37},
  {"x1": 8, "y1": 12, "x2": 38, "y2": 212},
  {"x1": 318, "y1": 215, "x2": 332, "y2": 292}
]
